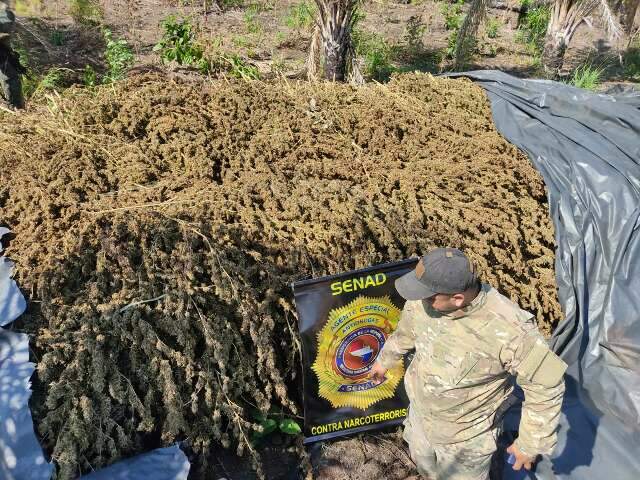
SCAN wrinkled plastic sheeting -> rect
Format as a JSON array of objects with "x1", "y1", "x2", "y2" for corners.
[
  {"x1": 450, "y1": 71, "x2": 640, "y2": 480},
  {"x1": 0, "y1": 229, "x2": 26, "y2": 327},
  {"x1": 80, "y1": 445, "x2": 190, "y2": 480},
  {"x1": 0, "y1": 229, "x2": 53, "y2": 479},
  {"x1": 0, "y1": 330, "x2": 53, "y2": 480}
]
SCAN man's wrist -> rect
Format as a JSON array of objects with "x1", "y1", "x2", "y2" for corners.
[{"x1": 513, "y1": 439, "x2": 538, "y2": 460}]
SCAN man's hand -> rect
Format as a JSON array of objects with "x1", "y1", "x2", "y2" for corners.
[
  {"x1": 506, "y1": 444, "x2": 536, "y2": 471},
  {"x1": 368, "y1": 361, "x2": 388, "y2": 384}
]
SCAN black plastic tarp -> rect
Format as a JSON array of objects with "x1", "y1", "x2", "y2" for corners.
[{"x1": 448, "y1": 71, "x2": 640, "y2": 480}]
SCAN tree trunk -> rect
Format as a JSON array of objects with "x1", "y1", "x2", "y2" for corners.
[
  {"x1": 542, "y1": 0, "x2": 583, "y2": 73},
  {"x1": 323, "y1": 36, "x2": 349, "y2": 81},
  {"x1": 542, "y1": 35, "x2": 568, "y2": 71},
  {"x1": 622, "y1": 0, "x2": 639, "y2": 35},
  {"x1": 314, "y1": 1, "x2": 358, "y2": 82}
]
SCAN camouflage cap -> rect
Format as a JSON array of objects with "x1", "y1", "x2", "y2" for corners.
[{"x1": 395, "y1": 248, "x2": 478, "y2": 300}]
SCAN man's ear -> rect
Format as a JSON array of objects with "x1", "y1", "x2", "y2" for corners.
[{"x1": 452, "y1": 293, "x2": 466, "y2": 307}]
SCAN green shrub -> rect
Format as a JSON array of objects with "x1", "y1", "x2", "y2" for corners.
[
  {"x1": 486, "y1": 17, "x2": 500, "y2": 39},
  {"x1": 37, "y1": 68, "x2": 66, "y2": 90},
  {"x1": 441, "y1": 0, "x2": 464, "y2": 31},
  {"x1": 82, "y1": 65, "x2": 97, "y2": 87},
  {"x1": 446, "y1": 31, "x2": 458, "y2": 59},
  {"x1": 623, "y1": 47, "x2": 640, "y2": 81},
  {"x1": 569, "y1": 63, "x2": 604, "y2": 90},
  {"x1": 21, "y1": 67, "x2": 73, "y2": 98},
  {"x1": 352, "y1": 28, "x2": 395, "y2": 81},
  {"x1": 103, "y1": 29, "x2": 134, "y2": 83},
  {"x1": 403, "y1": 15, "x2": 427, "y2": 52},
  {"x1": 221, "y1": 53, "x2": 260, "y2": 80},
  {"x1": 68, "y1": 0, "x2": 103, "y2": 26},
  {"x1": 153, "y1": 16, "x2": 210, "y2": 73},
  {"x1": 284, "y1": 1, "x2": 316, "y2": 31},
  {"x1": 516, "y1": 4, "x2": 550, "y2": 55}
]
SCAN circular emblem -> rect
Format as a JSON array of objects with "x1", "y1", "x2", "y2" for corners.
[
  {"x1": 312, "y1": 296, "x2": 405, "y2": 409},
  {"x1": 335, "y1": 327, "x2": 384, "y2": 378}
]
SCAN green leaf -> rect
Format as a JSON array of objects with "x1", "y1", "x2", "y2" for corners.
[
  {"x1": 255, "y1": 418, "x2": 277, "y2": 437},
  {"x1": 279, "y1": 418, "x2": 301, "y2": 435}
]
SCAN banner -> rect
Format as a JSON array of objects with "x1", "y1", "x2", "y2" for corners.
[{"x1": 292, "y1": 258, "x2": 418, "y2": 444}]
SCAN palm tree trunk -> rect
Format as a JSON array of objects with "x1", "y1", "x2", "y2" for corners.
[
  {"x1": 323, "y1": 35, "x2": 349, "y2": 81},
  {"x1": 543, "y1": 0, "x2": 587, "y2": 72},
  {"x1": 543, "y1": 0, "x2": 622, "y2": 72},
  {"x1": 542, "y1": 34, "x2": 568, "y2": 71},
  {"x1": 622, "y1": 0, "x2": 639, "y2": 35},
  {"x1": 314, "y1": 1, "x2": 359, "y2": 82}
]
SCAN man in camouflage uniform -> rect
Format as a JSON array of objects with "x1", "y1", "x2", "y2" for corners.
[
  {"x1": 0, "y1": 0, "x2": 23, "y2": 108},
  {"x1": 370, "y1": 248, "x2": 567, "y2": 480}
]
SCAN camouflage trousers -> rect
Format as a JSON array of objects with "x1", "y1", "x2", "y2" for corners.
[{"x1": 403, "y1": 409, "x2": 497, "y2": 480}]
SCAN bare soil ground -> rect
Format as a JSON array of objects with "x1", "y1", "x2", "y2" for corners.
[{"x1": 14, "y1": 0, "x2": 636, "y2": 87}]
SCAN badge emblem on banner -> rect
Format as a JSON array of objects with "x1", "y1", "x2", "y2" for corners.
[{"x1": 312, "y1": 296, "x2": 404, "y2": 409}]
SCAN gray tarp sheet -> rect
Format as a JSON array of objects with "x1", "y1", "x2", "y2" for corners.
[
  {"x1": 0, "y1": 229, "x2": 53, "y2": 480},
  {"x1": 0, "y1": 230, "x2": 190, "y2": 479},
  {"x1": 449, "y1": 71, "x2": 640, "y2": 480},
  {"x1": 81, "y1": 445, "x2": 190, "y2": 480},
  {"x1": 0, "y1": 228, "x2": 25, "y2": 327}
]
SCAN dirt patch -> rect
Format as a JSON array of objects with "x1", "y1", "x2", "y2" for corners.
[
  {"x1": 310, "y1": 431, "x2": 417, "y2": 480},
  {"x1": 0, "y1": 72, "x2": 559, "y2": 478}
]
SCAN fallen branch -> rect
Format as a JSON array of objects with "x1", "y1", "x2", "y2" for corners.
[{"x1": 118, "y1": 294, "x2": 168, "y2": 313}]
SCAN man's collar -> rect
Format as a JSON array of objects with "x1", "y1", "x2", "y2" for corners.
[{"x1": 443, "y1": 284, "x2": 488, "y2": 319}]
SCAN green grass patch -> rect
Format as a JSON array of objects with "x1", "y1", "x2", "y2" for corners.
[
  {"x1": 486, "y1": 17, "x2": 500, "y2": 39},
  {"x1": 49, "y1": 29, "x2": 66, "y2": 46},
  {"x1": 221, "y1": 53, "x2": 260, "y2": 80},
  {"x1": 569, "y1": 62, "x2": 604, "y2": 90},
  {"x1": 352, "y1": 28, "x2": 396, "y2": 81},
  {"x1": 243, "y1": 6, "x2": 263, "y2": 35},
  {"x1": 284, "y1": 1, "x2": 316, "y2": 31}
]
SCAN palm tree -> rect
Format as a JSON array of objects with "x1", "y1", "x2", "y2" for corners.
[
  {"x1": 310, "y1": 0, "x2": 361, "y2": 81},
  {"x1": 543, "y1": 0, "x2": 622, "y2": 70},
  {"x1": 455, "y1": 0, "x2": 624, "y2": 72},
  {"x1": 620, "y1": 0, "x2": 639, "y2": 39}
]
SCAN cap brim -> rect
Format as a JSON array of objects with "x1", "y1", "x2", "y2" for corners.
[{"x1": 395, "y1": 272, "x2": 437, "y2": 300}]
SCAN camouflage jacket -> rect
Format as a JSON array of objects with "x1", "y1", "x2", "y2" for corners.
[{"x1": 377, "y1": 283, "x2": 567, "y2": 458}]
